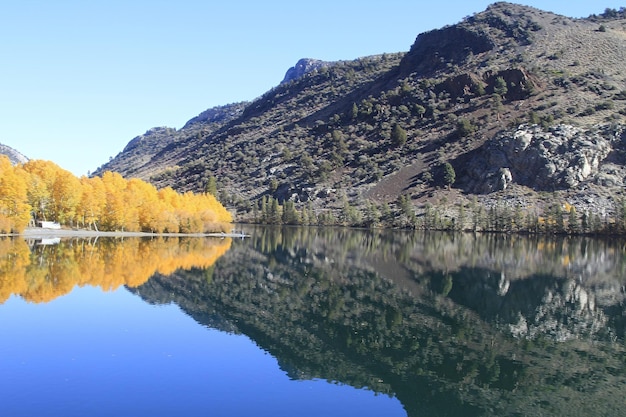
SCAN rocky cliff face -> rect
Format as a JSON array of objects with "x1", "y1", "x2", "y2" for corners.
[
  {"x1": 280, "y1": 58, "x2": 332, "y2": 84},
  {"x1": 464, "y1": 124, "x2": 624, "y2": 193}
]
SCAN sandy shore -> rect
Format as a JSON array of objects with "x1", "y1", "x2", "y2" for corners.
[{"x1": 17, "y1": 227, "x2": 246, "y2": 239}]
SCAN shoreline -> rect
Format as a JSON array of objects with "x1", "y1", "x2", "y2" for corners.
[{"x1": 13, "y1": 227, "x2": 247, "y2": 239}]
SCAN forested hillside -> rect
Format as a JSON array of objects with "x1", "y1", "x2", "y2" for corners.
[{"x1": 95, "y1": 3, "x2": 626, "y2": 233}]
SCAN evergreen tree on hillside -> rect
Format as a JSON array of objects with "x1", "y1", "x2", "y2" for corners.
[
  {"x1": 442, "y1": 162, "x2": 456, "y2": 189},
  {"x1": 391, "y1": 124, "x2": 407, "y2": 147}
]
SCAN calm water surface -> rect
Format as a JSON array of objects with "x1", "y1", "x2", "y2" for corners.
[{"x1": 1, "y1": 228, "x2": 626, "y2": 416}]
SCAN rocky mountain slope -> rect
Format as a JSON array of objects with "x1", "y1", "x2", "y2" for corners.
[{"x1": 94, "y1": 3, "x2": 626, "y2": 229}]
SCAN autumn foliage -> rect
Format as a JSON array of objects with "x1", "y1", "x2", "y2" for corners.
[
  {"x1": 0, "y1": 156, "x2": 232, "y2": 233},
  {"x1": 0, "y1": 236, "x2": 232, "y2": 304}
]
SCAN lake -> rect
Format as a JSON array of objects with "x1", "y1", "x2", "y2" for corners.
[{"x1": 1, "y1": 228, "x2": 626, "y2": 416}]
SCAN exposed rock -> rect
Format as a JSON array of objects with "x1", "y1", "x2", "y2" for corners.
[
  {"x1": 281, "y1": 58, "x2": 333, "y2": 84},
  {"x1": 435, "y1": 68, "x2": 539, "y2": 102},
  {"x1": 434, "y1": 72, "x2": 485, "y2": 99},
  {"x1": 465, "y1": 124, "x2": 617, "y2": 193},
  {"x1": 182, "y1": 102, "x2": 247, "y2": 129},
  {"x1": 507, "y1": 279, "x2": 610, "y2": 341},
  {"x1": 483, "y1": 67, "x2": 541, "y2": 100},
  {"x1": 0, "y1": 143, "x2": 29, "y2": 165},
  {"x1": 401, "y1": 25, "x2": 495, "y2": 75}
]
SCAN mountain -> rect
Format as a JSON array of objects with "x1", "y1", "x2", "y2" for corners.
[
  {"x1": 0, "y1": 143, "x2": 28, "y2": 165},
  {"x1": 94, "y1": 3, "x2": 626, "y2": 229}
]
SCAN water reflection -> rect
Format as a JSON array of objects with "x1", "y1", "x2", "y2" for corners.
[
  {"x1": 0, "y1": 236, "x2": 231, "y2": 303},
  {"x1": 130, "y1": 227, "x2": 626, "y2": 417}
]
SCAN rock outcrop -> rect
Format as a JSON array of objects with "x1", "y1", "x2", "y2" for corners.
[
  {"x1": 0, "y1": 143, "x2": 28, "y2": 165},
  {"x1": 465, "y1": 124, "x2": 621, "y2": 193},
  {"x1": 181, "y1": 102, "x2": 246, "y2": 129},
  {"x1": 281, "y1": 58, "x2": 332, "y2": 84}
]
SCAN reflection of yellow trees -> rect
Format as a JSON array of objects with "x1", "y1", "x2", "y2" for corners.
[
  {"x1": 0, "y1": 239, "x2": 31, "y2": 303},
  {"x1": 0, "y1": 156, "x2": 232, "y2": 233},
  {"x1": 0, "y1": 237, "x2": 231, "y2": 304}
]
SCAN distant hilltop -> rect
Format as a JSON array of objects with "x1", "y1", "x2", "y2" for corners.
[
  {"x1": 281, "y1": 58, "x2": 333, "y2": 84},
  {"x1": 0, "y1": 143, "x2": 28, "y2": 165}
]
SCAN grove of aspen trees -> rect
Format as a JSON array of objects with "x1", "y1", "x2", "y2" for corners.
[{"x1": 0, "y1": 156, "x2": 232, "y2": 233}]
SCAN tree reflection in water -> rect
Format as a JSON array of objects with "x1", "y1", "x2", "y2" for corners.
[
  {"x1": 131, "y1": 227, "x2": 626, "y2": 417},
  {"x1": 0, "y1": 236, "x2": 231, "y2": 303}
]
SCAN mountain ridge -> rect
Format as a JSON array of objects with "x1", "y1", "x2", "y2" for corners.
[
  {"x1": 93, "y1": 3, "x2": 626, "y2": 230},
  {"x1": 0, "y1": 143, "x2": 29, "y2": 165}
]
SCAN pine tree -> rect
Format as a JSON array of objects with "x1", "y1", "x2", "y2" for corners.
[
  {"x1": 568, "y1": 206, "x2": 579, "y2": 234},
  {"x1": 442, "y1": 162, "x2": 456, "y2": 189},
  {"x1": 494, "y1": 76, "x2": 508, "y2": 98},
  {"x1": 391, "y1": 124, "x2": 407, "y2": 147},
  {"x1": 350, "y1": 103, "x2": 358, "y2": 120},
  {"x1": 206, "y1": 175, "x2": 218, "y2": 196}
]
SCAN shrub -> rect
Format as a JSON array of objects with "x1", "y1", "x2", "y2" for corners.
[{"x1": 456, "y1": 118, "x2": 476, "y2": 137}]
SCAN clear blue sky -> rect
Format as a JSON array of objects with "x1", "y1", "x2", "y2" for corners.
[{"x1": 1, "y1": 1, "x2": 622, "y2": 176}]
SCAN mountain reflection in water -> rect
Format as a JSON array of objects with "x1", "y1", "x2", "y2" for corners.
[
  {"x1": 3, "y1": 228, "x2": 626, "y2": 416},
  {"x1": 130, "y1": 227, "x2": 626, "y2": 417}
]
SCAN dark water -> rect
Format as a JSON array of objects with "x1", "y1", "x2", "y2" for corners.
[{"x1": 2, "y1": 228, "x2": 626, "y2": 416}]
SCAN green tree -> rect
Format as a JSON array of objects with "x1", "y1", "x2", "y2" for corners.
[
  {"x1": 332, "y1": 129, "x2": 348, "y2": 154},
  {"x1": 269, "y1": 178, "x2": 279, "y2": 194},
  {"x1": 269, "y1": 197, "x2": 281, "y2": 224},
  {"x1": 476, "y1": 82, "x2": 486, "y2": 96},
  {"x1": 365, "y1": 201, "x2": 380, "y2": 227},
  {"x1": 581, "y1": 211, "x2": 589, "y2": 233},
  {"x1": 494, "y1": 76, "x2": 508, "y2": 98},
  {"x1": 492, "y1": 94, "x2": 503, "y2": 120},
  {"x1": 528, "y1": 111, "x2": 540, "y2": 124},
  {"x1": 568, "y1": 206, "x2": 579, "y2": 234},
  {"x1": 414, "y1": 104, "x2": 426, "y2": 119},
  {"x1": 398, "y1": 194, "x2": 416, "y2": 227},
  {"x1": 282, "y1": 200, "x2": 299, "y2": 225},
  {"x1": 206, "y1": 175, "x2": 218, "y2": 196},
  {"x1": 512, "y1": 203, "x2": 524, "y2": 232},
  {"x1": 391, "y1": 124, "x2": 407, "y2": 147},
  {"x1": 442, "y1": 162, "x2": 456, "y2": 189},
  {"x1": 350, "y1": 102, "x2": 358, "y2": 119},
  {"x1": 456, "y1": 118, "x2": 476, "y2": 137}
]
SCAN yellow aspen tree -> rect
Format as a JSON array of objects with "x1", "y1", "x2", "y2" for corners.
[
  {"x1": 23, "y1": 160, "x2": 81, "y2": 225},
  {"x1": 101, "y1": 171, "x2": 130, "y2": 231},
  {"x1": 26, "y1": 173, "x2": 52, "y2": 222},
  {"x1": 125, "y1": 178, "x2": 161, "y2": 232},
  {"x1": 22, "y1": 159, "x2": 59, "y2": 222},
  {"x1": 50, "y1": 168, "x2": 82, "y2": 225},
  {"x1": 77, "y1": 176, "x2": 106, "y2": 230},
  {"x1": 158, "y1": 187, "x2": 183, "y2": 232},
  {"x1": 0, "y1": 156, "x2": 31, "y2": 232}
]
